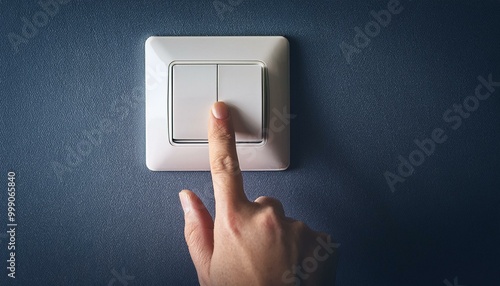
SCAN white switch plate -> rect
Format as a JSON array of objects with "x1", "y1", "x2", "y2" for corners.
[{"x1": 145, "y1": 36, "x2": 290, "y2": 171}]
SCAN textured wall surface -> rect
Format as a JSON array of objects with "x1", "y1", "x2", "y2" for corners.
[{"x1": 1, "y1": 0, "x2": 499, "y2": 285}]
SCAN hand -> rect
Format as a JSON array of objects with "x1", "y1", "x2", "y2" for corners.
[{"x1": 179, "y1": 102, "x2": 338, "y2": 285}]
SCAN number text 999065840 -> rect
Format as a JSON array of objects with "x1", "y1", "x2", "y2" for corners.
[{"x1": 7, "y1": 171, "x2": 17, "y2": 279}]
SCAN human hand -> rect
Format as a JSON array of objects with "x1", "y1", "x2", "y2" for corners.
[{"x1": 179, "y1": 102, "x2": 338, "y2": 285}]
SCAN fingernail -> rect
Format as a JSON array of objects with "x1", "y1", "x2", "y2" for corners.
[
  {"x1": 212, "y1": 102, "x2": 229, "y2": 119},
  {"x1": 179, "y1": 191, "x2": 191, "y2": 214}
]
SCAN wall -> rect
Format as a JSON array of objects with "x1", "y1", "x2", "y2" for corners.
[{"x1": 0, "y1": 0, "x2": 499, "y2": 285}]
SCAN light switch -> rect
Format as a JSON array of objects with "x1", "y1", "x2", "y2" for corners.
[
  {"x1": 218, "y1": 65, "x2": 263, "y2": 142},
  {"x1": 172, "y1": 65, "x2": 217, "y2": 141},
  {"x1": 146, "y1": 36, "x2": 289, "y2": 171}
]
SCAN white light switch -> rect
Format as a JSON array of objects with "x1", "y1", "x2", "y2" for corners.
[
  {"x1": 145, "y1": 36, "x2": 290, "y2": 171},
  {"x1": 218, "y1": 65, "x2": 263, "y2": 142},
  {"x1": 172, "y1": 65, "x2": 217, "y2": 141}
]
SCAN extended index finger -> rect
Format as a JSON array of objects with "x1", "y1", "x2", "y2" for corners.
[{"x1": 208, "y1": 102, "x2": 248, "y2": 212}]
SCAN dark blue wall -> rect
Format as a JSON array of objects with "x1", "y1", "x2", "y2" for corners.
[{"x1": 1, "y1": 0, "x2": 499, "y2": 285}]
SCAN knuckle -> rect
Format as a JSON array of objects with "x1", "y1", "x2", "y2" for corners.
[
  {"x1": 255, "y1": 196, "x2": 285, "y2": 216},
  {"x1": 256, "y1": 205, "x2": 282, "y2": 231},
  {"x1": 211, "y1": 154, "x2": 241, "y2": 176},
  {"x1": 254, "y1": 196, "x2": 271, "y2": 206},
  {"x1": 184, "y1": 225, "x2": 200, "y2": 247},
  {"x1": 292, "y1": 220, "x2": 311, "y2": 234},
  {"x1": 222, "y1": 213, "x2": 243, "y2": 237},
  {"x1": 255, "y1": 195, "x2": 275, "y2": 204},
  {"x1": 210, "y1": 123, "x2": 235, "y2": 142},
  {"x1": 254, "y1": 195, "x2": 267, "y2": 202}
]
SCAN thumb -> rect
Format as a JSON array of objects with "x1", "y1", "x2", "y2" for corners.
[{"x1": 179, "y1": 189, "x2": 214, "y2": 283}]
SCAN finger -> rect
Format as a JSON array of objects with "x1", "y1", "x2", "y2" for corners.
[
  {"x1": 179, "y1": 190, "x2": 214, "y2": 284},
  {"x1": 254, "y1": 196, "x2": 286, "y2": 218},
  {"x1": 208, "y1": 102, "x2": 248, "y2": 213}
]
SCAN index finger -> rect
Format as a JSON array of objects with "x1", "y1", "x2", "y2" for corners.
[{"x1": 208, "y1": 102, "x2": 248, "y2": 212}]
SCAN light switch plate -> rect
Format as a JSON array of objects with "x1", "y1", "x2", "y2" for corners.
[{"x1": 145, "y1": 36, "x2": 290, "y2": 171}]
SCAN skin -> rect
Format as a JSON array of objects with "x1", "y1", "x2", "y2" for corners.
[{"x1": 179, "y1": 102, "x2": 338, "y2": 286}]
